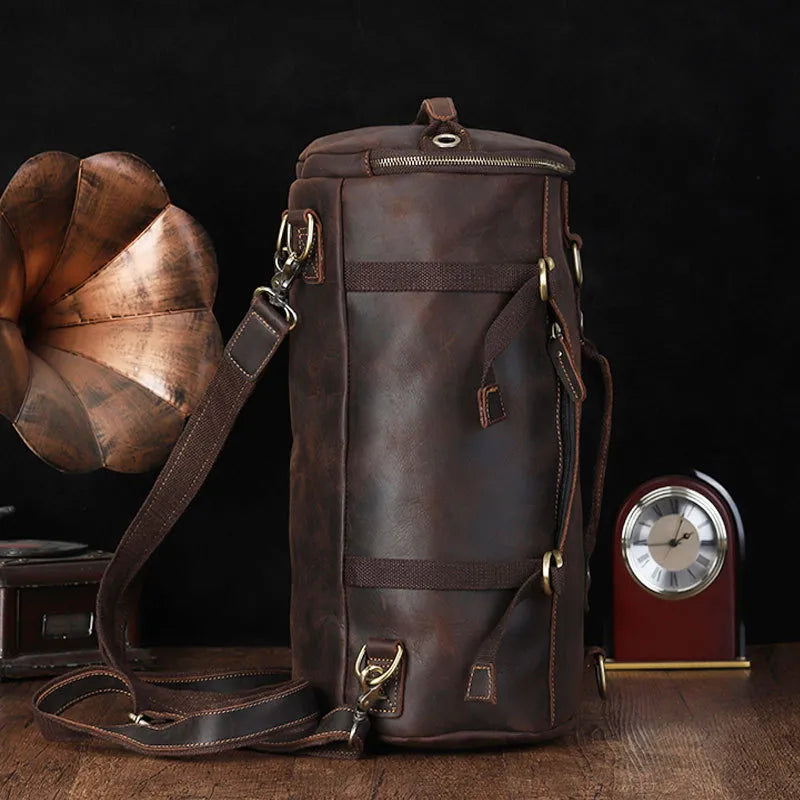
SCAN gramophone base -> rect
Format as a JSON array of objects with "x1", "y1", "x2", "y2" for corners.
[{"x1": 0, "y1": 647, "x2": 155, "y2": 680}]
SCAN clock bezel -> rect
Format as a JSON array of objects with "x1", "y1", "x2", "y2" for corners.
[{"x1": 621, "y1": 485, "x2": 728, "y2": 600}]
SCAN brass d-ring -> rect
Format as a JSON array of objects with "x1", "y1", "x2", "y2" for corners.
[
  {"x1": 539, "y1": 257, "x2": 556, "y2": 302},
  {"x1": 571, "y1": 242, "x2": 583, "y2": 287},
  {"x1": 275, "y1": 210, "x2": 289, "y2": 254},
  {"x1": 594, "y1": 652, "x2": 608, "y2": 699},
  {"x1": 276, "y1": 210, "x2": 316, "y2": 263},
  {"x1": 542, "y1": 549, "x2": 563, "y2": 596}
]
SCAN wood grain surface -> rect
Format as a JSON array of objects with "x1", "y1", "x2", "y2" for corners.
[{"x1": 0, "y1": 644, "x2": 797, "y2": 800}]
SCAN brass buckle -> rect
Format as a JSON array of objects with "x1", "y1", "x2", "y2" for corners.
[
  {"x1": 348, "y1": 642, "x2": 404, "y2": 747},
  {"x1": 542, "y1": 549, "x2": 563, "y2": 596},
  {"x1": 538, "y1": 256, "x2": 556, "y2": 302},
  {"x1": 571, "y1": 242, "x2": 583, "y2": 288}
]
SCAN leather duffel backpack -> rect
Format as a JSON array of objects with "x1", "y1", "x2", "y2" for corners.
[{"x1": 34, "y1": 97, "x2": 612, "y2": 756}]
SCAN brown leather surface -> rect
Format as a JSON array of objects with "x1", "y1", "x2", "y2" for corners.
[
  {"x1": 286, "y1": 100, "x2": 596, "y2": 745},
  {"x1": 342, "y1": 286, "x2": 561, "y2": 737},
  {"x1": 287, "y1": 177, "x2": 349, "y2": 709},
  {"x1": 342, "y1": 175, "x2": 547, "y2": 263},
  {"x1": 298, "y1": 126, "x2": 573, "y2": 162}
]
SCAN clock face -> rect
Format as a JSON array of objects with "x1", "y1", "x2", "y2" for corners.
[{"x1": 621, "y1": 486, "x2": 727, "y2": 599}]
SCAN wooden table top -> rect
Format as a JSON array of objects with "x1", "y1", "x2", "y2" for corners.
[{"x1": 1, "y1": 644, "x2": 797, "y2": 799}]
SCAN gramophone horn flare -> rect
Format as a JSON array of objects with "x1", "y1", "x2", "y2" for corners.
[{"x1": 0, "y1": 151, "x2": 222, "y2": 473}]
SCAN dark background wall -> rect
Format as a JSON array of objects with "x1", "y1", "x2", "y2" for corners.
[{"x1": 1, "y1": 1, "x2": 797, "y2": 647}]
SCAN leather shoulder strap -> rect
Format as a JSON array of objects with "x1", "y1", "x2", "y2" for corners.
[{"x1": 33, "y1": 295, "x2": 368, "y2": 757}]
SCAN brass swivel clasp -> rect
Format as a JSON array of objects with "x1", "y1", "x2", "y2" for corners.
[
  {"x1": 253, "y1": 210, "x2": 316, "y2": 330},
  {"x1": 348, "y1": 642, "x2": 404, "y2": 747}
]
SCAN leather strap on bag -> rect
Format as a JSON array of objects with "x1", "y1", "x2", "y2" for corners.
[
  {"x1": 32, "y1": 209, "x2": 614, "y2": 753},
  {"x1": 34, "y1": 218, "x2": 372, "y2": 758}
]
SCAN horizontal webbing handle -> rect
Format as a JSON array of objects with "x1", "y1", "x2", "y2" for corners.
[{"x1": 345, "y1": 555, "x2": 564, "y2": 593}]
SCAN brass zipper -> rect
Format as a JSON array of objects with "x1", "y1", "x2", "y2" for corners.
[{"x1": 370, "y1": 151, "x2": 574, "y2": 175}]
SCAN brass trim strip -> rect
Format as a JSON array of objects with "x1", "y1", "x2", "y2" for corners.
[{"x1": 605, "y1": 659, "x2": 751, "y2": 671}]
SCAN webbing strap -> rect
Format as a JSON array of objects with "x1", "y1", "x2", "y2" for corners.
[{"x1": 33, "y1": 295, "x2": 369, "y2": 757}]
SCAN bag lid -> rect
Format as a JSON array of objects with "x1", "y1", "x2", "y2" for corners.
[{"x1": 296, "y1": 97, "x2": 574, "y2": 179}]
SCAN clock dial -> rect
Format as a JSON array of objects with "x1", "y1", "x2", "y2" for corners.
[{"x1": 621, "y1": 486, "x2": 727, "y2": 598}]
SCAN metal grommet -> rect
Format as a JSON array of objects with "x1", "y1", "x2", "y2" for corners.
[
  {"x1": 432, "y1": 132, "x2": 461, "y2": 148},
  {"x1": 571, "y1": 242, "x2": 583, "y2": 288},
  {"x1": 542, "y1": 549, "x2": 563, "y2": 596}
]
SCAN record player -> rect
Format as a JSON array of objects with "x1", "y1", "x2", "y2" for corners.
[{"x1": 0, "y1": 514, "x2": 150, "y2": 679}]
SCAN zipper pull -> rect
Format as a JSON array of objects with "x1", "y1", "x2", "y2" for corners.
[{"x1": 548, "y1": 322, "x2": 586, "y2": 403}]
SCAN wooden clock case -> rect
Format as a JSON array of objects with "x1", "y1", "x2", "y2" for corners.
[{"x1": 611, "y1": 471, "x2": 748, "y2": 668}]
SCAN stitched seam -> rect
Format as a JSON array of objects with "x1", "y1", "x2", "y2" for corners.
[
  {"x1": 550, "y1": 300, "x2": 577, "y2": 358},
  {"x1": 558, "y1": 403, "x2": 582, "y2": 552},
  {"x1": 37, "y1": 670, "x2": 131, "y2": 702},
  {"x1": 104, "y1": 366, "x2": 225, "y2": 648},
  {"x1": 226, "y1": 313, "x2": 280, "y2": 379},
  {"x1": 550, "y1": 595, "x2": 558, "y2": 726},
  {"x1": 466, "y1": 665, "x2": 493, "y2": 701},
  {"x1": 170, "y1": 684, "x2": 307, "y2": 718},
  {"x1": 324, "y1": 706, "x2": 354, "y2": 716},
  {"x1": 50, "y1": 711, "x2": 319, "y2": 751},
  {"x1": 339, "y1": 176, "x2": 352, "y2": 707},
  {"x1": 109, "y1": 374, "x2": 251, "y2": 650},
  {"x1": 486, "y1": 384, "x2": 507, "y2": 422},
  {"x1": 555, "y1": 383, "x2": 563, "y2": 524},
  {"x1": 152, "y1": 670, "x2": 287, "y2": 683},
  {"x1": 172, "y1": 381, "x2": 250, "y2": 514},
  {"x1": 41, "y1": 675, "x2": 308, "y2": 720},
  {"x1": 543, "y1": 176, "x2": 550, "y2": 258},
  {"x1": 54, "y1": 687, "x2": 130, "y2": 716},
  {"x1": 556, "y1": 350, "x2": 580, "y2": 401},
  {"x1": 299, "y1": 216, "x2": 324, "y2": 283},
  {"x1": 478, "y1": 387, "x2": 489, "y2": 428},
  {"x1": 367, "y1": 656, "x2": 399, "y2": 714}
]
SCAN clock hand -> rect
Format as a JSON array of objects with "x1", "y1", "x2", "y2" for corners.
[{"x1": 668, "y1": 516, "x2": 685, "y2": 547}]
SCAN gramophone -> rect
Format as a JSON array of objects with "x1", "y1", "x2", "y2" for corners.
[{"x1": 0, "y1": 151, "x2": 222, "y2": 677}]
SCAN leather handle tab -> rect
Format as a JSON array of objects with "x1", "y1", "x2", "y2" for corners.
[
  {"x1": 414, "y1": 97, "x2": 473, "y2": 151},
  {"x1": 414, "y1": 97, "x2": 459, "y2": 124}
]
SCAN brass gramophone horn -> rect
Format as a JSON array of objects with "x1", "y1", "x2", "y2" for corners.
[{"x1": 0, "y1": 151, "x2": 222, "y2": 473}]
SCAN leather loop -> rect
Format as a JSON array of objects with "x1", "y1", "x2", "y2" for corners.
[
  {"x1": 414, "y1": 96, "x2": 473, "y2": 151},
  {"x1": 580, "y1": 337, "x2": 613, "y2": 592},
  {"x1": 414, "y1": 97, "x2": 459, "y2": 124}
]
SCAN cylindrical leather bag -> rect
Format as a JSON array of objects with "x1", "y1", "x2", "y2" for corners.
[
  {"x1": 287, "y1": 97, "x2": 608, "y2": 747},
  {"x1": 33, "y1": 98, "x2": 612, "y2": 756}
]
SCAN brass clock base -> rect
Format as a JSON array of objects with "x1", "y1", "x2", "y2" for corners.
[{"x1": 605, "y1": 658, "x2": 751, "y2": 670}]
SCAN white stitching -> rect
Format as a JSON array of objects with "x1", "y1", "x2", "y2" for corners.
[
  {"x1": 466, "y1": 665, "x2": 494, "y2": 701},
  {"x1": 54, "y1": 688, "x2": 130, "y2": 716},
  {"x1": 226, "y1": 312, "x2": 280, "y2": 379},
  {"x1": 366, "y1": 656, "x2": 400, "y2": 714},
  {"x1": 556, "y1": 349, "x2": 581, "y2": 401}
]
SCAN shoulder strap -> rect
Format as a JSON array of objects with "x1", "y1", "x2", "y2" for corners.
[{"x1": 33, "y1": 294, "x2": 369, "y2": 757}]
